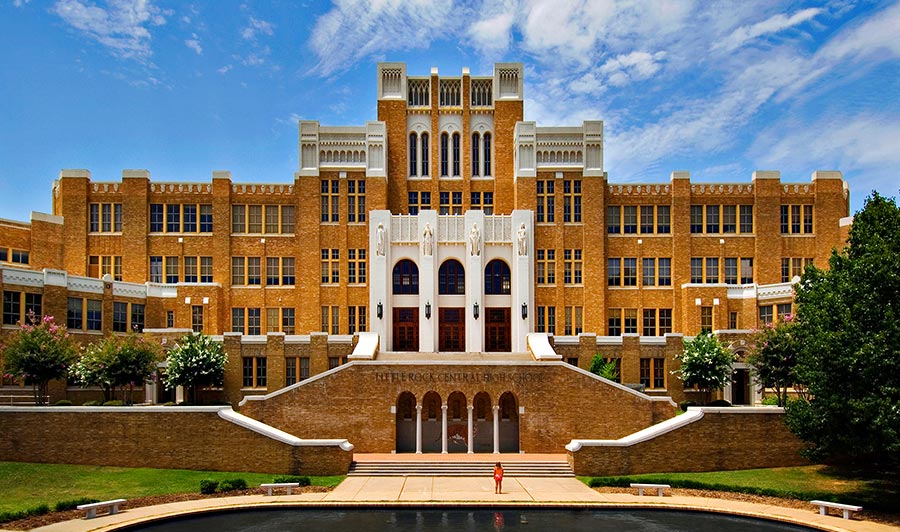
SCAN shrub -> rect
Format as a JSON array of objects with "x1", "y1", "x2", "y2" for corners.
[
  {"x1": 102, "y1": 400, "x2": 125, "y2": 406},
  {"x1": 273, "y1": 475, "x2": 311, "y2": 486},
  {"x1": 199, "y1": 479, "x2": 219, "y2": 494},
  {"x1": 0, "y1": 504, "x2": 51, "y2": 525},
  {"x1": 707, "y1": 399, "x2": 732, "y2": 407},
  {"x1": 761, "y1": 395, "x2": 780, "y2": 406},
  {"x1": 678, "y1": 400, "x2": 697, "y2": 411},
  {"x1": 54, "y1": 497, "x2": 99, "y2": 512},
  {"x1": 54, "y1": 399, "x2": 73, "y2": 406},
  {"x1": 82, "y1": 400, "x2": 101, "y2": 406},
  {"x1": 218, "y1": 478, "x2": 247, "y2": 492}
]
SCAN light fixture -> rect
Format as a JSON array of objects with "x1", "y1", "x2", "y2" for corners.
[
  {"x1": 521, "y1": 302, "x2": 528, "y2": 320},
  {"x1": 377, "y1": 301, "x2": 383, "y2": 320},
  {"x1": 473, "y1": 302, "x2": 480, "y2": 320},
  {"x1": 425, "y1": 301, "x2": 431, "y2": 320}
]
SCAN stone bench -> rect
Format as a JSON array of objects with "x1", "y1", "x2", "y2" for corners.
[
  {"x1": 630, "y1": 483, "x2": 670, "y2": 496},
  {"x1": 261, "y1": 482, "x2": 300, "y2": 496},
  {"x1": 77, "y1": 499, "x2": 126, "y2": 519},
  {"x1": 810, "y1": 500, "x2": 862, "y2": 520}
]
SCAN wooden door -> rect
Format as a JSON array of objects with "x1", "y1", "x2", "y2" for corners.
[
  {"x1": 438, "y1": 307, "x2": 465, "y2": 352},
  {"x1": 393, "y1": 308, "x2": 419, "y2": 351},
  {"x1": 484, "y1": 307, "x2": 511, "y2": 352}
]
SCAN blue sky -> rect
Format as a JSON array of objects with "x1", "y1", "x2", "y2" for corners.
[{"x1": 1, "y1": 0, "x2": 898, "y2": 222}]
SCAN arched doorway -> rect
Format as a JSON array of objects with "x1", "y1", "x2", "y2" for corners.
[
  {"x1": 472, "y1": 391, "x2": 493, "y2": 453},
  {"x1": 498, "y1": 391, "x2": 520, "y2": 452},
  {"x1": 421, "y1": 391, "x2": 442, "y2": 453},
  {"x1": 728, "y1": 350, "x2": 755, "y2": 405},
  {"x1": 392, "y1": 259, "x2": 419, "y2": 351},
  {"x1": 438, "y1": 260, "x2": 466, "y2": 352},
  {"x1": 395, "y1": 391, "x2": 417, "y2": 453},
  {"x1": 446, "y1": 391, "x2": 468, "y2": 452},
  {"x1": 484, "y1": 260, "x2": 511, "y2": 352}
]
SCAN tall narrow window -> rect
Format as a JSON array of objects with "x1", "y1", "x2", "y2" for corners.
[
  {"x1": 740, "y1": 205, "x2": 753, "y2": 233},
  {"x1": 640, "y1": 206, "x2": 654, "y2": 234},
  {"x1": 642, "y1": 258, "x2": 656, "y2": 286},
  {"x1": 607, "y1": 206, "x2": 620, "y2": 233},
  {"x1": 420, "y1": 133, "x2": 429, "y2": 176},
  {"x1": 451, "y1": 133, "x2": 460, "y2": 176},
  {"x1": 722, "y1": 205, "x2": 736, "y2": 233},
  {"x1": 409, "y1": 132, "x2": 418, "y2": 176},
  {"x1": 537, "y1": 180, "x2": 555, "y2": 223},
  {"x1": 657, "y1": 206, "x2": 671, "y2": 233},
  {"x1": 706, "y1": 205, "x2": 720, "y2": 233},
  {"x1": 440, "y1": 133, "x2": 449, "y2": 177},
  {"x1": 483, "y1": 133, "x2": 491, "y2": 176},
  {"x1": 690, "y1": 205, "x2": 703, "y2": 233},
  {"x1": 725, "y1": 257, "x2": 738, "y2": 284},
  {"x1": 472, "y1": 132, "x2": 480, "y2": 176}
]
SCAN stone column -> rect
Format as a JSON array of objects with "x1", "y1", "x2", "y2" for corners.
[
  {"x1": 441, "y1": 404, "x2": 448, "y2": 454},
  {"x1": 467, "y1": 405, "x2": 474, "y2": 454},
  {"x1": 415, "y1": 405, "x2": 423, "y2": 454},
  {"x1": 492, "y1": 405, "x2": 500, "y2": 454}
]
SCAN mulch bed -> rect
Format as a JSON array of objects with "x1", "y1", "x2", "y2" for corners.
[{"x1": 1, "y1": 486, "x2": 331, "y2": 530}]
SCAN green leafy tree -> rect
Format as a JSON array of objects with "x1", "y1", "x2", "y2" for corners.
[
  {"x1": 163, "y1": 333, "x2": 227, "y2": 404},
  {"x1": 748, "y1": 317, "x2": 806, "y2": 407},
  {"x1": 589, "y1": 354, "x2": 620, "y2": 382},
  {"x1": 786, "y1": 192, "x2": 900, "y2": 466},
  {"x1": 72, "y1": 334, "x2": 160, "y2": 403},
  {"x1": 674, "y1": 331, "x2": 738, "y2": 405},
  {"x1": 1, "y1": 313, "x2": 79, "y2": 404}
]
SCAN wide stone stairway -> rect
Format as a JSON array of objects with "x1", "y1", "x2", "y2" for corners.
[{"x1": 348, "y1": 454, "x2": 574, "y2": 477}]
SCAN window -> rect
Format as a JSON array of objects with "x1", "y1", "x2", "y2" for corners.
[
  {"x1": 536, "y1": 306, "x2": 556, "y2": 334},
  {"x1": 66, "y1": 297, "x2": 82, "y2": 329},
  {"x1": 700, "y1": 306, "x2": 713, "y2": 332},
  {"x1": 659, "y1": 309, "x2": 672, "y2": 334},
  {"x1": 230, "y1": 203, "x2": 292, "y2": 233},
  {"x1": 642, "y1": 258, "x2": 656, "y2": 286},
  {"x1": 804, "y1": 205, "x2": 813, "y2": 233},
  {"x1": 608, "y1": 308, "x2": 621, "y2": 336},
  {"x1": 705, "y1": 257, "x2": 719, "y2": 284},
  {"x1": 706, "y1": 205, "x2": 720, "y2": 234},
  {"x1": 607, "y1": 258, "x2": 621, "y2": 286},
  {"x1": 408, "y1": 191, "x2": 431, "y2": 214},
  {"x1": 348, "y1": 180, "x2": 366, "y2": 223},
  {"x1": 200, "y1": 257, "x2": 213, "y2": 283},
  {"x1": 440, "y1": 133, "x2": 449, "y2": 176},
  {"x1": 623, "y1": 206, "x2": 637, "y2": 234},
  {"x1": 451, "y1": 133, "x2": 460, "y2": 177},
  {"x1": 150, "y1": 256, "x2": 162, "y2": 283},
  {"x1": 563, "y1": 179, "x2": 581, "y2": 222},
  {"x1": 321, "y1": 249, "x2": 340, "y2": 284},
  {"x1": 392, "y1": 259, "x2": 419, "y2": 294},
  {"x1": 150, "y1": 204, "x2": 164, "y2": 232},
  {"x1": 482, "y1": 132, "x2": 492, "y2": 176},
  {"x1": 484, "y1": 259, "x2": 511, "y2": 295},
  {"x1": 166, "y1": 256, "x2": 179, "y2": 284},
  {"x1": 328, "y1": 357, "x2": 343, "y2": 370},
  {"x1": 690, "y1": 205, "x2": 703, "y2": 233},
  {"x1": 439, "y1": 192, "x2": 450, "y2": 214},
  {"x1": 642, "y1": 309, "x2": 657, "y2": 336},
  {"x1": 724, "y1": 258, "x2": 738, "y2": 285},
  {"x1": 183, "y1": 204, "x2": 197, "y2": 233},
  {"x1": 759, "y1": 305, "x2": 773, "y2": 326},
  {"x1": 782, "y1": 257, "x2": 814, "y2": 282},
  {"x1": 89, "y1": 255, "x2": 122, "y2": 281},
  {"x1": 564, "y1": 249, "x2": 582, "y2": 285},
  {"x1": 640, "y1": 358, "x2": 665, "y2": 389},
  {"x1": 640, "y1": 205, "x2": 654, "y2": 234},
  {"x1": 471, "y1": 192, "x2": 493, "y2": 214},
  {"x1": 348, "y1": 249, "x2": 366, "y2": 284},
  {"x1": 242, "y1": 357, "x2": 267, "y2": 388},
  {"x1": 131, "y1": 303, "x2": 144, "y2": 332},
  {"x1": 421, "y1": 133, "x2": 429, "y2": 176},
  {"x1": 564, "y1": 306, "x2": 583, "y2": 335},
  {"x1": 740, "y1": 205, "x2": 753, "y2": 233},
  {"x1": 690, "y1": 258, "x2": 703, "y2": 284},
  {"x1": 722, "y1": 205, "x2": 736, "y2": 233},
  {"x1": 657, "y1": 206, "x2": 671, "y2": 233},
  {"x1": 439, "y1": 260, "x2": 465, "y2": 294},
  {"x1": 321, "y1": 306, "x2": 340, "y2": 335},
  {"x1": 782, "y1": 204, "x2": 814, "y2": 234},
  {"x1": 248, "y1": 257, "x2": 261, "y2": 285},
  {"x1": 349, "y1": 305, "x2": 367, "y2": 334},
  {"x1": 321, "y1": 180, "x2": 339, "y2": 222},
  {"x1": 266, "y1": 257, "x2": 280, "y2": 285},
  {"x1": 2, "y1": 291, "x2": 20, "y2": 325},
  {"x1": 89, "y1": 203, "x2": 122, "y2": 233},
  {"x1": 231, "y1": 257, "x2": 245, "y2": 285},
  {"x1": 184, "y1": 256, "x2": 198, "y2": 283},
  {"x1": 200, "y1": 204, "x2": 213, "y2": 232},
  {"x1": 729, "y1": 311, "x2": 738, "y2": 329},
  {"x1": 624, "y1": 308, "x2": 638, "y2": 334},
  {"x1": 286, "y1": 358, "x2": 298, "y2": 386},
  {"x1": 2, "y1": 248, "x2": 29, "y2": 264},
  {"x1": 409, "y1": 132, "x2": 418, "y2": 176},
  {"x1": 282, "y1": 307, "x2": 295, "y2": 334},
  {"x1": 740, "y1": 258, "x2": 753, "y2": 284},
  {"x1": 607, "y1": 206, "x2": 620, "y2": 233},
  {"x1": 231, "y1": 308, "x2": 244, "y2": 333},
  {"x1": 536, "y1": 180, "x2": 555, "y2": 223},
  {"x1": 622, "y1": 258, "x2": 637, "y2": 286},
  {"x1": 777, "y1": 303, "x2": 792, "y2": 321},
  {"x1": 658, "y1": 258, "x2": 672, "y2": 286},
  {"x1": 166, "y1": 204, "x2": 180, "y2": 233},
  {"x1": 537, "y1": 249, "x2": 555, "y2": 285},
  {"x1": 232, "y1": 205, "x2": 246, "y2": 233},
  {"x1": 440, "y1": 191, "x2": 462, "y2": 215},
  {"x1": 247, "y1": 307, "x2": 261, "y2": 335},
  {"x1": 248, "y1": 205, "x2": 263, "y2": 233},
  {"x1": 191, "y1": 305, "x2": 203, "y2": 333},
  {"x1": 167, "y1": 310, "x2": 174, "y2": 328}
]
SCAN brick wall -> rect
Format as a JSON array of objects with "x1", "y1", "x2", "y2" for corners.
[
  {"x1": 0, "y1": 406, "x2": 351, "y2": 475},
  {"x1": 568, "y1": 407, "x2": 808, "y2": 476}
]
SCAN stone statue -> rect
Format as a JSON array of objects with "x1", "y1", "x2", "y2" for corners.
[
  {"x1": 517, "y1": 223, "x2": 527, "y2": 256},
  {"x1": 376, "y1": 223, "x2": 386, "y2": 256},
  {"x1": 469, "y1": 223, "x2": 482, "y2": 257},
  {"x1": 422, "y1": 222, "x2": 434, "y2": 256}
]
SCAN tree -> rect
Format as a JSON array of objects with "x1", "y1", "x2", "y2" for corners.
[
  {"x1": 72, "y1": 334, "x2": 160, "y2": 403},
  {"x1": 786, "y1": 192, "x2": 900, "y2": 466},
  {"x1": 675, "y1": 331, "x2": 738, "y2": 405},
  {"x1": 589, "y1": 354, "x2": 620, "y2": 382},
  {"x1": 748, "y1": 317, "x2": 806, "y2": 407},
  {"x1": 162, "y1": 333, "x2": 227, "y2": 404},
  {"x1": 1, "y1": 313, "x2": 78, "y2": 405}
]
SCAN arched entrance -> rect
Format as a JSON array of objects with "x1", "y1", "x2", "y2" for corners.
[
  {"x1": 395, "y1": 391, "x2": 416, "y2": 453},
  {"x1": 392, "y1": 259, "x2": 419, "y2": 351},
  {"x1": 421, "y1": 391, "x2": 442, "y2": 453},
  {"x1": 446, "y1": 391, "x2": 468, "y2": 453},
  {"x1": 498, "y1": 391, "x2": 520, "y2": 452},
  {"x1": 438, "y1": 260, "x2": 465, "y2": 352},
  {"x1": 484, "y1": 260, "x2": 511, "y2": 352},
  {"x1": 472, "y1": 391, "x2": 493, "y2": 453}
]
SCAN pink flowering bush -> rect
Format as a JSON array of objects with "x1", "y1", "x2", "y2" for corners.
[
  {"x1": 1, "y1": 312, "x2": 78, "y2": 405},
  {"x1": 748, "y1": 316, "x2": 806, "y2": 407},
  {"x1": 72, "y1": 334, "x2": 160, "y2": 403}
]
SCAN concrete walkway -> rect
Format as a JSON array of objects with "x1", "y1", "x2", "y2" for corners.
[{"x1": 22, "y1": 476, "x2": 897, "y2": 532}]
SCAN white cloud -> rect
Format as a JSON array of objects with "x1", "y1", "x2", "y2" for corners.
[
  {"x1": 819, "y1": 1, "x2": 900, "y2": 60},
  {"x1": 13, "y1": 0, "x2": 32, "y2": 7},
  {"x1": 467, "y1": 1, "x2": 517, "y2": 57},
  {"x1": 598, "y1": 51, "x2": 666, "y2": 87},
  {"x1": 217, "y1": 64, "x2": 233, "y2": 74},
  {"x1": 185, "y1": 33, "x2": 202, "y2": 54},
  {"x1": 714, "y1": 8, "x2": 822, "y2": 52},
  {"x1": 241, "y1": 16, "x2": 273, "y2": 41},
  {"x1": 53, "y1": 0, "x2": 167, "y2": 60}
]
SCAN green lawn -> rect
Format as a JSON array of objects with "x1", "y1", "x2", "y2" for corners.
[
  {"x1": 0, "y1": 461, "x2": 344, "y2": 515},
  {"x1": 580, "y1": 465, "x2": 898, "y2": 513}
]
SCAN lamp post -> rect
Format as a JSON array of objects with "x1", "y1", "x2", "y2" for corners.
[{"x1": 473, "y1": 302, "x2": 479, "y2": 320}]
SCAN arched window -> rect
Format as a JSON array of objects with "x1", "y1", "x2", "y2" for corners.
[
  {"x1": 420, "y1": 133, "x2": 429, "y2": 176},
  {"x1": 392, "y1": 259, "x2": 419, "y2": 295},
  {"x1": 472, "y1": 132, "x2": 481, "y2": 176},
  {"x1": 483, "y1": 133, "x2": 491, "y2": 176},
  {"x1": 440, "y1": 133, "x2": 449, "y2": 177},
  {"x1": 452, "y1": 132, "x2": 461, "y2": 176},
  {"x1": 409, "y1": 132, "x2": 418, "y2": 177},
  {"x1": 438, "y1": 259, "x2": 465, "y2": 295},
  {"x1": 484, "y1": 259, "x2": 511, "y2": 295}
]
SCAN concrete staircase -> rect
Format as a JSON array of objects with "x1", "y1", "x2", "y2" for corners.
[{"x1": 348, "y1": 459, "x2": 574, "y2": 477}]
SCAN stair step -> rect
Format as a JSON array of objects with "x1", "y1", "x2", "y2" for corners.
[{"x1": 347, "y1": 460, "x2": 574, "y2": 477}]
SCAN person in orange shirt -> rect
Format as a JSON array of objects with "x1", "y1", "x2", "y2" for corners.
[{"x1": 493, "y1": 462, "x2": 504, "y2": 494}]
